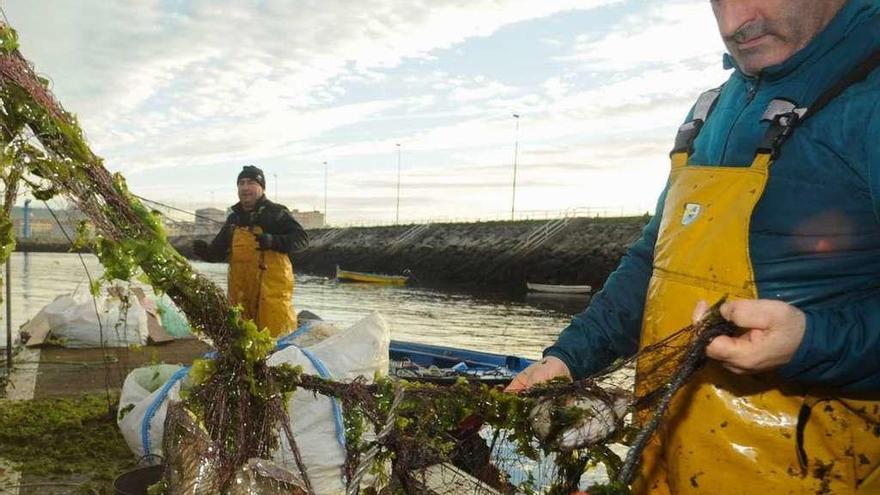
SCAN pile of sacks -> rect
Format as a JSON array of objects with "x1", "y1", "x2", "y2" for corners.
[{"x1": 117, "y1": 312, "x2": 390, "y2": 494}]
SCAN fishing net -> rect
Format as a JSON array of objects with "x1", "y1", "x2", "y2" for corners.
[{"x1": 0, "y1": 21, "x2": 740, "y2": 494}]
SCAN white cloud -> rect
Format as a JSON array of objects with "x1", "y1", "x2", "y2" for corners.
[
  {"x1": 6, "y1": 1, "x2": 623, "y2": 176},
  {"x1": 564, "y1": 1, "x2": 724, "y2": 72},
  {"x1": 450, "y1": 80, "x2": 517, "y2": 103},
  {"x1": 540, "y1": 37, "x2": 564, "y2": 48},
  {"x1": 542, "y1": 77, "x2": 571, "y2": 100},
  {"x1": 2, "y1": 0, "x2": 733, "y2": 224}
]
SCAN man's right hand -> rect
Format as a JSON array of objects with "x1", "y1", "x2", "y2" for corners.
[
  {"x1": 505, "y1": 355, "x2": 572, "y2": 392},
  {"x1": 193, "y1": 239, "x2": 209, "y2": 260}
]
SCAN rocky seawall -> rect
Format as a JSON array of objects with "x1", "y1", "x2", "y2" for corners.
[{"x1": 171, "y1": 216, "x2": 651, "y2": 291}]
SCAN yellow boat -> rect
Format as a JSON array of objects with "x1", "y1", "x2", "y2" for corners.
[{"x1": 335, "y1": 266, "x2": 409, "y2": 285}]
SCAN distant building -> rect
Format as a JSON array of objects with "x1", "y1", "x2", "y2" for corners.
[
  {"x1": 162, "y1": 219, "x2": 196, "y2": 237},
  {"x1": 291, "y1": 209, "x2": 324, "y2": 229},
  {"x1": 195, "y1": 207, "x2": 227, "y2": 225},
  {"x1": 12, "y1": 205, "x2": 86, "y2": 241},
  {"x1": 194, "y1": 207, "x2": 227, "y2": 235},
  {"x1": 158, "y1": 206, "x2": 323, "y2": 237},
  {"x1": 11, "y1": 203, "x2": 324, "y2": 243}
]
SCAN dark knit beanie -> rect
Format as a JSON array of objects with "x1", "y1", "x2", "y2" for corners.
[{"x1": 237, "y1": 165, "x2": 266, "y2": 189}]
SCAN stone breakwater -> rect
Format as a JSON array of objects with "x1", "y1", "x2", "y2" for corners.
[{"x1": 171, "y1": 216, "x2": 651, "y2": 291}]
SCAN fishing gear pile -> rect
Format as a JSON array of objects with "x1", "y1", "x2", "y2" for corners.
[{"x1": 0, "y1": 21, "x2": 737, "y2": 494}]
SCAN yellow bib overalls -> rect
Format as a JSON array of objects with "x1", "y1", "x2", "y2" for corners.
[
  {"x1": 633, "y1": 85, "x2": 880, "y2": 494},
  {"x1": 228, "y1": 226, "x2": 296, "y2": 337}
]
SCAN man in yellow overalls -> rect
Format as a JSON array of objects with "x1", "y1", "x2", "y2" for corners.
[
  {"x1": 510, "y1": 0, "x2": 880, "y2": 493},
  {"x1": 194, "y1": 165, "x2": 308, "y2": 337}
]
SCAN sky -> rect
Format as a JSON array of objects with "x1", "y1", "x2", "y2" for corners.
[{"x1": 3, "y1": 0, "x2": 729, "y2": 226}]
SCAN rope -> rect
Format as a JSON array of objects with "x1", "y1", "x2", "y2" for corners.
[
  {"x1": 299, "y1": 347, "x2": 347, "y2": 448},
  {"x1": 276, "y1": 320, "x2": 317, "y2": 348},
  {"x1": 133, "y1": 194, "x2": 224, "y2": 225},
  {"x1": 42, "y1": 200, "x2": 115, "y2": 411},
  {"x1": 346, "y1": 384, "x2": 405, "y2": 495},
  {"x1": 616, "y1": 312, "x2": 736, "y2": 485},
  {"x1": 141, "y1": 365, "x2": 191, "y2": 457}
]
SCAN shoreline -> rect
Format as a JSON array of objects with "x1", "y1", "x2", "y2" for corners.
[{"x1": 14, "y1": 215, "x2": 649, "y2": 291}]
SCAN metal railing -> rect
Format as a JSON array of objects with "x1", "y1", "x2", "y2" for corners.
[
  {"x1": 310, "y1": 227, "x2": 349, "y2": 247},
  {"x1": 389, "y1": 224, "x2": 431, "y2": 251},
  {"x1": 329, "y1": 205, "x2": 652, "y2": 229},
  {"x1": 509, "y1": 214, "x2": 576, "y2": 259},
  {"x1": 519, "y1": 217, "x2": 571, "y2": 251}
]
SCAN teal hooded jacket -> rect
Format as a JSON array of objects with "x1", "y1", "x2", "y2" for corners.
[{"x1": 545, "y1": 0, "x2": 880, "y2": 393}]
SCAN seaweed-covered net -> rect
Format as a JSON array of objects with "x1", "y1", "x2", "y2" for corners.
[{"x1": 0, "y1": 21, "x2": 738, "y2": 494}]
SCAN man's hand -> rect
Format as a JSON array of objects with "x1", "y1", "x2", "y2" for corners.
[
  {"x1": 505, "y1": 356, "x2": 572, "y2": 392},
  {"x1": 255, "y1": 233, "x2": 275, "y2": 251},
  {"x1": 193, "y1": 239, "x2": 209, "y2": 260},
  {"x1": 693, "y1": 299, "x2": 806, "y2": 375}
]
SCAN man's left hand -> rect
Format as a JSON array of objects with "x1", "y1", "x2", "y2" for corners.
[
  {"x1": 255, "y1": 233, "x2": 275, "y2": 251},
  {"x1": 693, "y1": 299, "x2": 806, "y2": 375}
]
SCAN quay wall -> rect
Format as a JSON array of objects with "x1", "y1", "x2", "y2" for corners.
[{"x1": 172, "y1": 216, "x2": 651, "y2": 291}]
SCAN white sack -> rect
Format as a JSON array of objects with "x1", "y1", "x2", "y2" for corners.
[
  {"x1": 39, "y1": 291, "x2": 149, "y2": 348},
  {"x1": 267, "y1": 311, "x2": 390, "y2": 495},
  {"x1": 117, "y1": 364, "x2": 186, "y2": 458},
  {"x1": 116, "y1": 311, "x2": 390, "y2": 495}
]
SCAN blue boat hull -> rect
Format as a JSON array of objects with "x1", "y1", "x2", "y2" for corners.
[
  {"x1": 389, "y1": 340, "x2": 533, "y2": 374},
  {"x1": 294, "y1": 311, "x2": 534, "y2": 381}
]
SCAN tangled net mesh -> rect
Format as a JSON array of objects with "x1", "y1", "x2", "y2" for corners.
[{"x1": 0, "y1": 21, "x2": 740, "y2": 494}]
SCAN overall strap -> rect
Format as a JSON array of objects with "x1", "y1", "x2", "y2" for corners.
[
  {"x1": 671, "y1": 86, "x2": 723, "y2": 156},
  {"x1": 758, "y1": 49, "x2": 880, "y2": 159}
]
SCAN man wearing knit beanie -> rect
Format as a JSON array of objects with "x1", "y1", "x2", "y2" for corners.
[
  {"x1": 237, "y1": 165, "x2": 266, "y2": 189},
  {"x1": 193, "y1": 165, "x2": 308, "y2": 336}
]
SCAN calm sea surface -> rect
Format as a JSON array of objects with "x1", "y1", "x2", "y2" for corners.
[{"x1": 1, "y1": 252, "x2": 591, "y2": 359}]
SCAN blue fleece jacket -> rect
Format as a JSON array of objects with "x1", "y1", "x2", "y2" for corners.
[{"x1": 545, "y1": 0, "x2": 880, "y2": 393}]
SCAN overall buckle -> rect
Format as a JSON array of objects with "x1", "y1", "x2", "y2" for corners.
[{"x1": 758, "y1": 99, "x2": 806, "y2": 160}]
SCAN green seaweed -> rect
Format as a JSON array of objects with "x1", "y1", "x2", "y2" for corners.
[
  {"x1": 0, "y1": 394, "x2": 135, "y2": 493},
  {"x1": 0, "y1": 17, "x2": 646, "y2": 494}
]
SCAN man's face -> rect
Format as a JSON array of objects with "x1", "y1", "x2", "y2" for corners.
[
  {"x1": 237, "y1": 178, "x2": 264, "y2": 210},
  {"x1": 711, "y1": 0, "x2": 846, "y2": 75}
]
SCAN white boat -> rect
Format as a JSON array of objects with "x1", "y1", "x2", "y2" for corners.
[{"x1": 526, "y1": 282, "x2": 592, "y2": 294}]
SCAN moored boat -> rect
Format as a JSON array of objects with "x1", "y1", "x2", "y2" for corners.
[
  {"x1": 389, "y1": 339, "x2": 533, "y2": 384},
  {"x1": 336, "y1": 266, "x2": 409, "y2": 285},
  {"x1": 526, "y1": 282, "x2": 592, "y2": 294},
  {"x1": 296, "y1": 310, "x2": 529, "y2": 384}
]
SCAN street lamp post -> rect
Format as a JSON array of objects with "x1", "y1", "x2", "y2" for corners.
[
  {"x1": 395, "y1": 144, "x2": 401, "y2": 225},
  {"x1": 511, "y1": 113, "x2": 520, "y2": 221},
  {"x1": 323, "y1": 161, "x2": 328, "y2": 227}
]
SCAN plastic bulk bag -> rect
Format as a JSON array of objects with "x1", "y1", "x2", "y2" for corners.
[
  {"x1": 117, "y1": 364, "x2": 188, "y2": 459},
  {"x1": 118, "y1": 311, "x2": 390, "y2": 495},
  {"x1": 39, "y1": 291, "x2": 149, "y2": 348},
  {"x1": 268, "y1": 311, "x2": 390, "y2": 494}
]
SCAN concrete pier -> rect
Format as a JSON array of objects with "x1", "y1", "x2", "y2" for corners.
[{"x1": 174, "y1": 215, "x2": 651, "y2": 290}]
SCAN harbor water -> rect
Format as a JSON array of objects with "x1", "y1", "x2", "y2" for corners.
[{"x1": 1, "y1": 252, "x2": 590, "y2": 359}]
